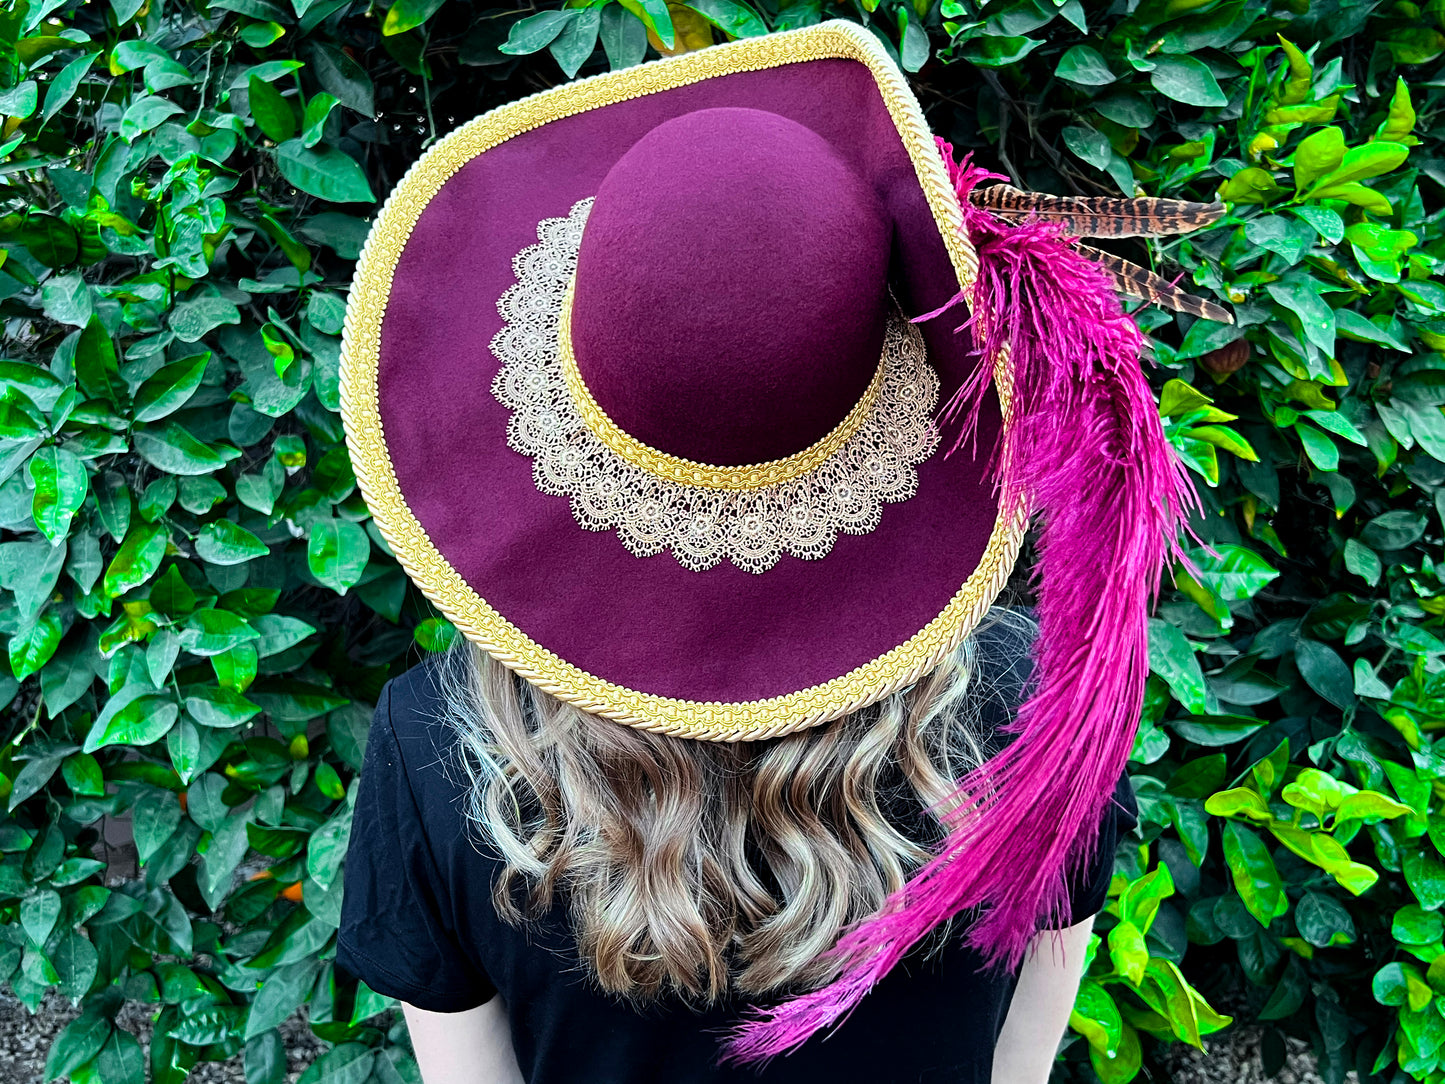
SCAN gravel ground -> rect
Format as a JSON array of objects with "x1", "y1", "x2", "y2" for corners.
[
  {"x1": 2, "y1": 989, "x2": 1355, "y2": 1084},
  {"x1": 0, "y1": 989, "x2": 326, "y2": 1083},
  {"x1": 1157, "y1": 1025, "x2": 1359, "y2": 1084}
]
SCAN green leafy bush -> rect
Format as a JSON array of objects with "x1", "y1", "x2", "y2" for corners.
[{"x1": 0, "y1": 0, "x2": 1440, "y2": 1082}]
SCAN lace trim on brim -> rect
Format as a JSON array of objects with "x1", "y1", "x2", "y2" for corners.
[{"x1": 490, "y1": 197, "x2": 942, "y2": 575}]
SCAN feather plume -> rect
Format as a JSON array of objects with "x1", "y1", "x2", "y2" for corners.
[
  {"x1": 970, "y1": 183, "x2": 1225, "y2": 238},
  {"x1": 723, "y1": 146, "x2": 1199, "y2": 1064},
  {"x1": 1078, "y1": 244, "x2": 1235, "y2": 324}
]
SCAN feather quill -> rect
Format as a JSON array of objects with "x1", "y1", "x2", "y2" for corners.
[
  {"x1": 723, "y1": 146, "x2": 1199, "y2": 1064},
  {"x1": 970, "y1": 183, "x2": 1225, "y2": 238}
]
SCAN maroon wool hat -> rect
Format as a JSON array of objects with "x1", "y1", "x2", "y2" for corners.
[
  {"x1": 342, "y1": 18, "x2": 1206, "y2": 1055},
  {"x1": 341, "y1": 22, "x2": 1025, "y2": 742}
]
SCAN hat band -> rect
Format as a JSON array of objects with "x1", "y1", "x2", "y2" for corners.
[{"x1": 558, "y1": 279, "x2": 886, "y2": 491}]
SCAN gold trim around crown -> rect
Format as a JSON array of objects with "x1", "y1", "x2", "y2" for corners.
[
  {"x1": 557, "y1": 277, "x2": 887, "y2": 490},
  {"x1": 339, "y1": 19, "x2": 1024, "y2": 741}
]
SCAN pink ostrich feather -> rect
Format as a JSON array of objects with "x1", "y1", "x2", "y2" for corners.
[{"x1": 722, "y1": 141, "x2": 1198, "y2": 1064}]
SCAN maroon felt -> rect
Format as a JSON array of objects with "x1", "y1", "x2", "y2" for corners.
[
  {"x1": 376, "y1": 57, "x2": 1003, "y2": 704},
  {"x1": 572, "y1": 107, "x2": 890, "y2": 466}
]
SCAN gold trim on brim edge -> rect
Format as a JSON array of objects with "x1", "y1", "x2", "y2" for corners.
[
  {"x1": 558, "y1": 276, "x2": 888, "y2": 491},
  {"x1": 340, "y1": 20, "x2": 1027, "y2": 742}
]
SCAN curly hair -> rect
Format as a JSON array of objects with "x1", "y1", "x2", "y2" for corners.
[{"x1": 436, "y1": 610, "x2": 1030, "y2": 1003}]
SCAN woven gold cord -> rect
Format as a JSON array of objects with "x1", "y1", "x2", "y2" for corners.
[
  {"x1": 557, "y1": 277, "x2": 886, "y2": 491},
  {"x1": 339, "y1": 20, "x2": 1026, "y2": 741}
]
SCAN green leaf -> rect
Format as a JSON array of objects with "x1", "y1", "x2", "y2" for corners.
[
  {"x1": 1296, "y1": 890, "x2": 1355, "y2": 947},
  {"x1": 1266, "y1": 279, "x2": 1335, "y2": 357},
  {"x1": 1148, "y1": 619, "x2": 1209, "y2": 713},
  {"x1": 1295, "y1": 640, "x2": 1353, "y2": 709},
  {"x1": 275, "y1": 140, "x2": 375, "y2": 203},
  {"x1": 685, "y1": 0, "x2": 767, "y2": 38},
  {"x1": 252, "y1": 614, "x2": 317, "y2": 657},
  {"x1": 599, "y1": 4, "x2": 647, "y2": 70},
  {"x1": 62, "y1": 752, "x2": 105, "y2": 797},
  {"x1": 246, "y1": 959, "x2": 320, "y2": 1039},
  {"x1": 1336, "y1": 789, "x2": 1411, "y2": 822},
  {"x1": 42, "y1": 53, "x2": 96, "y2": 129},
  {"x1": 1303, "y1": 141, "x2": 1410, "y2": 198},
  {"x1": 1351, "y1": 658, "x2": 1392, "y2": 700},
  {"x1": 169, "y1": 296, "x2": 241, "y2": 343},
  {"x1": 1189, "y1": 544, "x2": 1279, "y2": 602},
  {"x1": 1217, "y1": 166, "x2": 1283, "y2": 205},
  {"x1": 179, "y1": 610, "x2": 260, "y2": 657},
  {"x1": 44, "y1": 1010, "x2": 112, "y2": 1081},
  {"x1": 244, "y1": 1032, "x2": 286, "y2": 1084},
  {"x1": 185, "y1": 685, "x2": 261, "y2": 727},
  {"x1": 103, "y1": 521, "x2": 167, "y2": 598},
  {"x1": 75, "y1": 315, "x2": 125, "y2": 407},
  {"x1": 307, "y1": 806, "x2": 351, "y2": 889},
  {"x1": 1404, "y1": 848, "x2": 1445, "y2": 911},
  {"x1": 212, "y1": 642, "x2": 259, "y2": 694},
  {"x1": 382, "y1": 0, "x2": 446, "y2": 36},
  {"x1": 21, "y1": 888, "x2": 61, "y2": 944},
  {"x1": 133, "y1": 352, "x2": 210, "y2": 423},
  {"x1": 97, "y1": 1028, "x2": 144, "y2": 1084},
  {"x1": 1292, "y1": 126, "x2": 1345, "y2": 192},
  {"x1": 1343, "y1": 539, "x2": 1382, "y2": 587},
  {"x1": 1222, "y1": 822, "x2": 1286, "y2": 927},
  {"x1": 1376, "y1": 76, "x2": 1416, "y2": 143},
  {"x1": 1361, "y1": 509, "x2": 1425, "y2": 551},
  {"x1": 1056, "y1": 44, "x2": 1115, "y2": 86},
  {"x1": 499, "y1": 10, "x2": 575, "y2": 54},
  {"x1": 195, "y1": 521, "x2": 269, "y2": 566},
  {"x1": 1294, "y1": 421, "x2": 1338, "y2": 471},
  {"x1": 27, "y1": 447, "x2": 87, "y2": 545},
  {"x1": 301, "y1": 92, "x2": 339, "y2": 149},
  {"x1": 308, "y1": 519, "x2": 370, "y2": 595},
  {"x1": 1204, "y1": 786, "x2": 1273, "y2": 822},
  {"x1": 1150, "y1": 56, "x2": 1228, "y2": 107},
  {"x1": 248, "y1": 75, "x2": 296, "y2": 143},
  {"x1": 1108, "y1": 919, "x2": 1147, "y2": 983},
  {"x1": 898, "y1": 16, "x2": 929, "y2": 73},
  {"x1": 120, "y1": 95, "x2": 182, "y2": 142},
  {"x1": 10, "y1": 612, "x2": 63, "y2": 682},
  {"x1": 84, "y1": 691, "x2": 178, "y2": 753},
  {"x1": 133, "y1": 422, "x2": 236, "y2": 475},
  {"x1": 414, "y1": 617, "x2": 455, "y2": 652},
  {"x1": 296, "y1": 1043, "x2": 375, "y2": 1084},
  {"x1": 133, "y1": 789, "x2": 181, "y2": 864},
  {"x1": 1373, "y1": 962, "x2": 1412, "y2": 1006}
]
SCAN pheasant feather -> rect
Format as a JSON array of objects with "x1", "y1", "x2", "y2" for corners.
[
  {"x1": 723, "y1": 146, "x2": 1199, "y2": 1064},
  {"x1": 1077, "y1": 244, "x2": 1235, "y2": 324},
  {"x1": 969, "y1": 183, "x2": 1225, "y2": 238}
]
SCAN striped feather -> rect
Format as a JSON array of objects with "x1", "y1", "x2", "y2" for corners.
[
  {"x1": 1077, "y1": 244, "x2": 1234, "y2": 324},
  {"x1": 970, "y1": 184, "x2": 1225, "y2": 239}
]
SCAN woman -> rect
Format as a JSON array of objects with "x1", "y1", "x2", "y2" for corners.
[
  {"x1": 335, "y1": 19, "x2": 1205, "y2": 1083},
  {"x1": 337, "y1": 614, "x2": 1135, "y2": 1084}
]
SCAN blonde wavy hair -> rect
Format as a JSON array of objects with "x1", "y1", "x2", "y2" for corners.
[{"x1": 437, "y1": 609, "x2": 1029, "y2": 1004}]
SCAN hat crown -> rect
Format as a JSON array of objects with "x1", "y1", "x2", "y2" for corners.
[{"x1": 570, "y1": 107, "x2": 892, "y2": 467}]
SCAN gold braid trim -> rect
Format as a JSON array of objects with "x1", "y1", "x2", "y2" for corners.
[
  {"x1": 340, "y1": 19, "x2": 1025, "y2": 741},
  {"x1": 557, "y1": 277, "x2": 886, "y2": 490}
]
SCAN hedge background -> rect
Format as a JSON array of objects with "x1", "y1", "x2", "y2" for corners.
[{"x1": 0, "y1": 0, "x2": 1440, "y2": 1081}]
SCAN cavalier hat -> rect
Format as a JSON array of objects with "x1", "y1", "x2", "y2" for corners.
[{"x1": 340, "y1": 19, "x2": 1220, "y2": 1058}]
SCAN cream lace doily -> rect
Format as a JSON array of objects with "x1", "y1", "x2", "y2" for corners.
[{"x1": 489, "y1": 198, "x2": 941, "y2": 574}]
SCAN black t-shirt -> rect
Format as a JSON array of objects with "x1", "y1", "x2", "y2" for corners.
[{"x1": 336, "y1": 623, "x2": 1138, "y2": 1084}]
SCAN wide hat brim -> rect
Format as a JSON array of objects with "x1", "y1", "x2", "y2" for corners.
[{"x1": 340, "y1": 22, "x2": 1025, "y2": 741}]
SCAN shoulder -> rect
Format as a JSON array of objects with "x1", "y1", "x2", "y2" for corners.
[
  {"x1": 969, "y1": 608, "x2": 1038, "y2": 734},
  {"x1": 368, "y1": 653, "x2": 468, "y2": 798}
]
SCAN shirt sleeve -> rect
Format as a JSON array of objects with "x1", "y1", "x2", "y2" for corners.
[
  {"x1": 335, "y1": 680, "x2": 498, "y2": 1012},
  {"x1": 1062, "y1": 768, "x2": 1139, "y2": 928}
]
